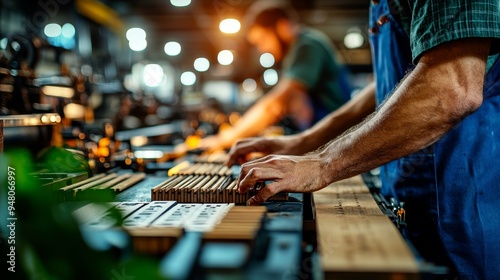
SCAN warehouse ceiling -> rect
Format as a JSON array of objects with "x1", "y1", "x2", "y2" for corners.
[
  {"x1": 1, "y1": 0, "x2": 372, "y2": 81},
  {"x1": 104, "y1": 0, "x2": 372, "y2": 77}
]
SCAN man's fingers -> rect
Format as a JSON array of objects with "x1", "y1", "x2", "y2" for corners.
[
  {"x1": 226, "y1": 137, "x2": 272, "y2": 167},
  {"x1": 226, "y1": 140, "x2": 257, "y2": 167},
  {"x1": 237, "y1": 155, "x2": 287, "y2": 193},
  {"x1": 238, "y1": 166, "x2": 281, "y2": 194},
  {"x1": 246, "y1": 182, "x2": 282, "y2": 205}
]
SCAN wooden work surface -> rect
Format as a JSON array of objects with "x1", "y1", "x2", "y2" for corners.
[{"x1": 314, "y1": 175, "x2": 419, "y2": 278}]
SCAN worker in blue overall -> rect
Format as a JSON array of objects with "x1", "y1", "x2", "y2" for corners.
[{"x1": 228, "y1": 1, "x2": 500, "y2": 279}]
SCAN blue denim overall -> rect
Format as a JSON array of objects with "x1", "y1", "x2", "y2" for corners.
[{"x1": 369, "y1": 1, "x2": 500, "y2": 279}]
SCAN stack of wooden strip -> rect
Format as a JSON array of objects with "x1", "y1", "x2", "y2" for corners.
[
  {"x1": 169, "y1": 161, "x2": 232, "y2": 176},
  {"x1": 126, "y1": 227, "x2": 183, "y2": 256},
  {"x1": 152, "y1": 161, "x2": 287, "y2": 204},
  {"x1": 151, "y1": 175, "x2": 244, "y2": 203},
  {"x1": 56, "y1": 172, "x2": 145, "y2": 201},
  {"x1": 203, "y1": 206, "x2": 267, "y2": 243}
]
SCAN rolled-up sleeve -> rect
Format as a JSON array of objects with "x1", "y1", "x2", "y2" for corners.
[{"x1": 408, "y1": 0, "x2": 500, "y2": 64}]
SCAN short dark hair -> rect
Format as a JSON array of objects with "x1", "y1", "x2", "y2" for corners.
[{"x1": 244, "y1": 0, "x2": 299, "y2": 30}]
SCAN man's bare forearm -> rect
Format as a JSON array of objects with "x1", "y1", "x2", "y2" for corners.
[
  {"x1": 295, "y1": 82, "x2": 376, "y2": 154},
  {"x1": 222, "y1": 95, "x2": 282, "y2": 142},
  {"x1": 316, "y1": 39, "x2": 489, "y2": 184},
  {"x1": 220, "y1": 79, "x2": 309, "y2": 145}
]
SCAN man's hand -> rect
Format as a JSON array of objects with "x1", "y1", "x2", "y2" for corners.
[
  {"x1": 225, "y1": 135, "x2": 304, "y2": 167},
  {"x1": 234, "y1": 38, "x2": 491, "y2": 207},
  {"x1": 237, "y1": 153, "x2": 329, "y2": 205}
]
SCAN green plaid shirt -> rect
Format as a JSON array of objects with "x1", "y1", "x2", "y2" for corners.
[{"x1": 398, "y1": 0, "x2": 500, "y2": 70}]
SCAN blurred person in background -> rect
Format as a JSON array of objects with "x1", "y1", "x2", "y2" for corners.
[{"x1": 176, "y1": 0, "x2": 352, "y2": 153}]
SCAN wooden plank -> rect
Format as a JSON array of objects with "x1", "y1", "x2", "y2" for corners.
[
  {"x1": 317, "y1": 215, "x2": 418, "y2": 273},
  {"x1": 314, "y1": 176, "x2": 419, "y2": 277},
  {"x1": 314, "y1": 185, "x2": 383, "y2": 216}
]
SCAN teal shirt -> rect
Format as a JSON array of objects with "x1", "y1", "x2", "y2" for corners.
[
  {"x1": 282, "y1": 28, "x2": 349, "y2": 123},
  {"x1": 397, "y1": 0, "x2": 500, "y2": 72}
]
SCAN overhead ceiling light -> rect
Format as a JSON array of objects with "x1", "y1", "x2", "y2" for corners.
[
  {"x1": 344, "y1": 28, "x2": 364, "y2": 49},
  {"x1": 61, "y1": 23, "x2": 75, "y2": 38},
  {"x1": 217, "y1": 50, "x2": 234, "y2": 65},
  {"x1": 242, "y1": 78, "x2": 257, "y2": 92},
  {"x1": 164, "y1": 41, "x2": 181, "y2": 56},
  {"x1": 194, "y1": 57, "x2": 210, "y2": 72},
  {"x1": 126, "y1": 28, "x2": 146, "y2": 41},
  {"x1": 180, "y1": 71, "x2": 196, "y2": 86},
  {"x1": 44, "y1": 23, "x2": 61, "y2": 37},
  {"x1": 129, "y1": 39, "x2": 147, "y2": 51},
  {"x1": 0, "y1": 38, "x2": 8, "y2": 50},
  {"x1": 143, "y1": 64, "x2": 164, "y2": 87},
  {"x1": 263, "y1": 69, "x2": 278, "y2": 86},
  {"x1": 219, "y1": 19, "x2": 241, "y2": 34},
  {"x1": 170, "y1": 0, "x2": 191, "y2": 7},
  {"x1": 259, "y1": 53, "x2": 275, "y2": 68}
]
